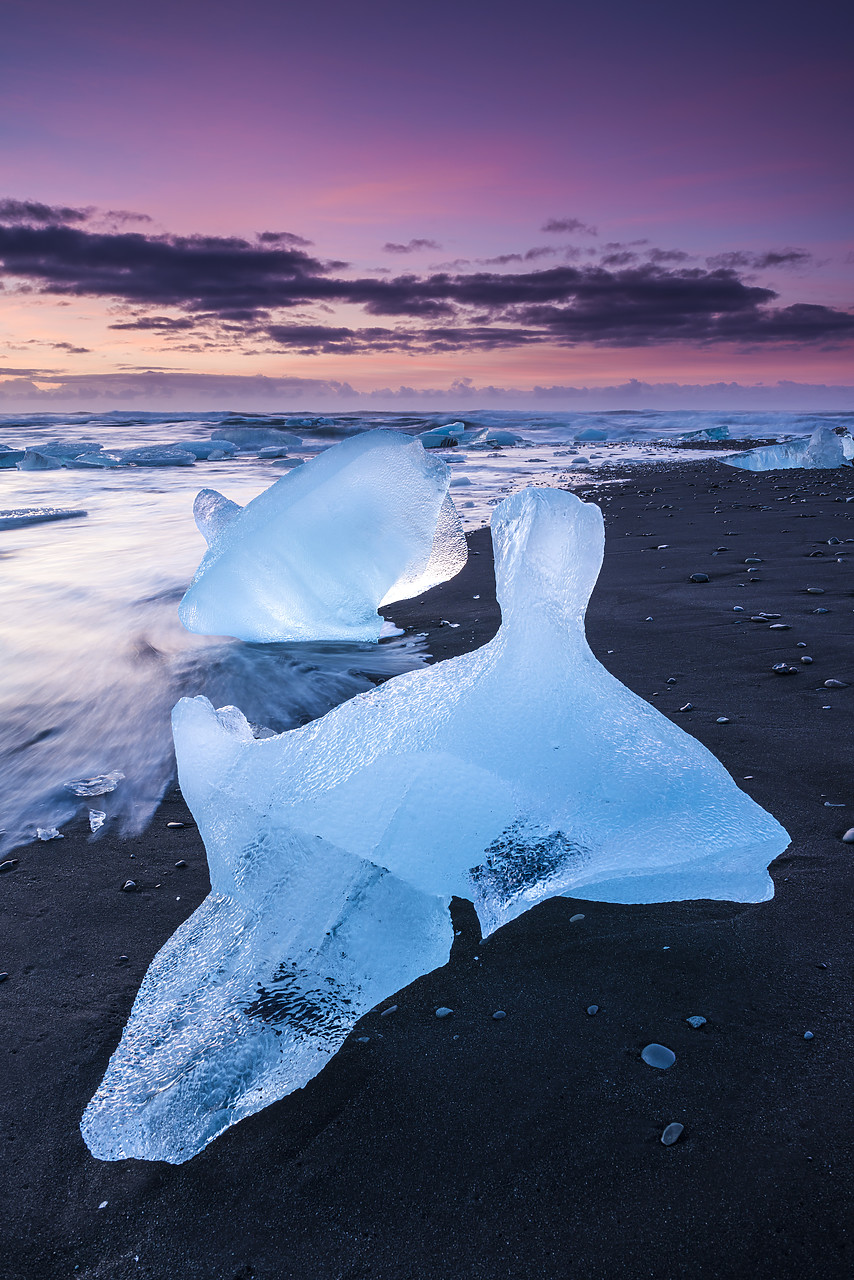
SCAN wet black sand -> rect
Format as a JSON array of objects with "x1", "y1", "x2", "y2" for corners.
[{"x1": 2, "y1": 458, "x2": 853, "y2": 1279}]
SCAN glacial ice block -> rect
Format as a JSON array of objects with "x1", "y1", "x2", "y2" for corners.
[
  {"x1": 179, "y1": 430, "x2": 468, "y2": 642},
  {"x1": 724, "y1": 426, "x2": 853, "y2": 471},
  {"x1": 82, "y1": 487, "x2": 789, "y2": 1164}
]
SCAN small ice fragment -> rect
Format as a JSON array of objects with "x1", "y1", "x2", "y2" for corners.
[
  {"x1": 37, "y1": 826, "x2": 63, "y2": 841},
  {"x1": 435, "y1": 1007, "x2": 454, "y2": 1018},
  {"x1": 586, "y1": 1005, "x2": 599, "y2": 1015},
  {"x1": 492, "y1": 1010, "x2": 507, "y2": 1020},
  {"x1": 98, "y1": 1201, "x2": 108, "y2": 1210},
  {"x1": 733, "y1": 606, "x2": 744, "y2": 611},
  {"x1": 64, "y1": 771, "x2": 125, "y2": 797},
  {"x1": 211, "y1": 427, "x2": 301, "y2": 449},
  {"x1": 641, "y1": 1043, "x2": 676, "y2": 1069},
  {"x1": 18, "y1": 450, "x2": 63, "y2": 471},
  {"x1": 380, "y1": 1004, "x2": 398, "y2": 1017},
  {"x1": 117, "y1": 447, "x2": 196, "y2": 467},
  {"x1": 570, "y1": 914, "x2": 585, "y2": 923},
  {"x1": 716, "y1": 717, "x2": 730, "y2": 724},
  {"x1": 661, "y1": 1122, "x2": 684, "y2": 1146},
  {"x1": 686, "y1": 1015, "x2": 706, "y2": 1028},
  {"x1": 0, "y1": 507, "x2": 88, "y2": 531},
  {"x1": 89, "y1": 810, "x2": 106, "y2": 833},
  {"x1": 176, "y1": 440, "x2": 237, "y2": 459},
  {"x1": 841, "y1": 828, "x2": 854, "y2": 843},
  {"x1": 379, "y1": 619, "x2": 405, "y2": 638},
  {"x1": 356, "y1": 1036, "x2": 370, "y2": 1043},
  {"x1": 803, "y1": 1031, "x2": 814, "y2": 1040}
]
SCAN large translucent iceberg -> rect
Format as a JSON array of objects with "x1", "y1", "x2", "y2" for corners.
[
  {"x1": 179, "y1": 430, "x2": 468, "y2": 643},
  {"x1": 82, "y1": 487, "x2": 788, "y2": 1163},
  {"x1": 724, "y1": 426, "x2": 853, "y2": 471}
]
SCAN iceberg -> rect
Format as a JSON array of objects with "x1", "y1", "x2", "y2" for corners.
[
  {"x1": 677, "y1": 426, "x2": 730, "y2": 442},
  {"x1": 179, "y1": 430, "x2": 468, "y2": 643},
  {"x1": 724, "y1": 426, "x2": 852, "y2": 471},
  {"x1": 82, "y1": 487, "x2": 789, "y2": 1164}
]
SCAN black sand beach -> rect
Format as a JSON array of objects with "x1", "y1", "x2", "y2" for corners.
[{"x1": 2, "y1": 458, "x2": 853, "y2": 1280}]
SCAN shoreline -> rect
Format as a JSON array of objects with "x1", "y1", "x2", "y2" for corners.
[{"x1": 2, "y1": 456, "x2": 853, "y2": 1279}]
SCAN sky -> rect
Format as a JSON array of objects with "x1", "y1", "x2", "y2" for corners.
[{"x1": 0, "y1": 0, "x2": 852, "y2": 409}]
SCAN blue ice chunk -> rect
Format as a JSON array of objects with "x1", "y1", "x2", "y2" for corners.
[{"x1": 179, "y1": 431, "x2": 467, "y2": 643}]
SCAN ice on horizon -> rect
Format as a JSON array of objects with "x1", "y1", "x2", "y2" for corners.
[
  {"x1": 179, "y1": 430, "x2": 468, "y2": 643},
  {"x1": 724, "y1": 425, "x2": 853, "y2": 471},
  {"x1": 82, "y1": 486, "x2": 789, "y2": 1164}
]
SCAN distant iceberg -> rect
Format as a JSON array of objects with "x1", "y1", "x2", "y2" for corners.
[
  {"x1": 724, "y1": 426, "x2": 853, "y2": 471},
  {"x1": 179, "y1": 429, "x2": 468, "y2": 642},
  {"x1": 82, "y1": 486, "x2": 788, "y2": 1163}
]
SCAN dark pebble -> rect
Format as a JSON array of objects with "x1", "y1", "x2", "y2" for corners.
[
  {"x1": 174, "y1": 860, "x2": 188, "y2": 868},
  {"x1": 677, "y1": 703, "x2": 694, "y2": 712},
  {"x1": 0, "y1": 859, "x2": 19, "y2": 873},
  {"x1": 824, "y1": 679, "x2": 847, "y2": 689},
  {"x1": 0, "y1": 972, "x2": 8, "y2": 983},
  {"x1": 689, "y1": 573, "x2": 710, "y2": 582}
]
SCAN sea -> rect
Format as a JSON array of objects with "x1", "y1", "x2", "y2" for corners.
[{"x1": 1, "y1": 408, "x2": 850, "y2": 854}]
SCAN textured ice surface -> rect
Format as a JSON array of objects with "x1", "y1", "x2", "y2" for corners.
[
  {"x1": 179, "y1": 430, "x2": 467, "y2": 643},
  {"x1": 724, "y1": 426, "x2": 852, "y2": 471},
  {"x1": 82, "y1": 487, "x2": 788, "y2": 1163}
]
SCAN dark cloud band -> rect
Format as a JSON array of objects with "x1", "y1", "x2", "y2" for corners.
[{"x1": 0, "y1": 210, "x2": 850, "y2": 353}]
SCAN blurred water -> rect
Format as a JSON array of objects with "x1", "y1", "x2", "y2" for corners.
[{"x1": 0, "y1": 408, "x2": 849, "y2": 853}]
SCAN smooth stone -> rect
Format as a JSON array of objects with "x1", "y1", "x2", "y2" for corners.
[
  {"x1": 811, "y1": 608, "x2": 830, "y2": 614},
  {"x1": 661, "y1": 1122, "x2": 684, "y2": 1146},
  {"x1": 824, "y1": 679, "x2": 847, "y2": 688},
  {"x1": 570, "y1": 913, "x2": 585, "y2": 922},
  {"x1": 686, "y1": 1015, "x2": 707, "y2": 1028},
  {"x1": 677, "y1": 703, "x2": 694, "y2": 711},
  {"x1": 166, "y1": 821, "x2": 186, "y2": 828},
  {"x1": 803, "y1": 1031, "x2": 814, "y2": 1040},
  {"x1": 120, "y1": 880, "x2": 137, "y2": 892},
  {"x1": 174, "y1": 860, "x2": 188, "y2": 868},
  {"x1": 796, "y1": 642, "x2": 807, "y2": 646},
  {"x1": 380, "y1": 1005, "x2": 398, "y2": 1016},
  {"x1": 0, "y1": 973, "x2": 8, "y2": 983},
  {"x1": 771, "y1": 664, "x2": 797, "y2": 675},
  {"x1": 492, "y1": 1010, "x2": 507, "y2": 1020},
  {"x1": 800, "y1": 656, "x2": 813, "y2": 664},
  {"x1": 733, "y1": 606, "x2": 744, "y2": 611},
  {"x1": 435, "y1": 1007, "x2": 454, "y2": 1018},
  {"x1": 641, "y1": 1043, "x2": 676, "y2": 1069},
  {"x1": 0, "y1": 859, "x2": 19, "y2": 873},
  {"x1": 805, "y1": 587, "x2": 825, "y2": 594},
  {"x1": 769, "y1": 624, "x2": 790, "y2": 630},
  {"x1": 841, "y1": 829, "x2": 854, "y2": 843},
  {"x1": 586, "y1": 1005, "x2": 599, "y2": 1016},
  {"x1": 716, "y1": 716, "x2": 730, "y2": 723},
  {"x1": 689, "y1": 573, "x2": 710, "y2": 582},
  {"x1": 744, "y1": 558, "x2": 763, "y2": 564}
]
